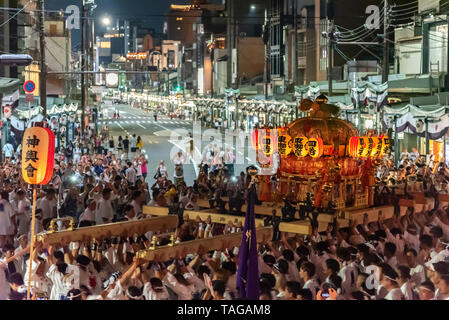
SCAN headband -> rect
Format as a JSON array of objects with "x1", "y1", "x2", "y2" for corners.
[
  {"x1": 384, "y1": 275, "x2": 397, "y2": 283},
  {"x1": 126, "y1": 288, "x2": 143, "y2": 300},
  {"x1": 152, "y1": 286, "x2": 164, "y2": 291},
  {"x1": 419, "y1": 286, "x2": 434, "y2": 293},
  {"x1": 68, "y1": 292, "x2": 81, "y2": 300}
]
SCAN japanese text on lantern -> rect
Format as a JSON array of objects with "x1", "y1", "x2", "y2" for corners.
[
  {"x1": 24, "y1": 135, "x2": 40, "y2": 178},
  {"x1": 308, "y1": 140, "x2": 317, "y2": 157},
  {"x1": 262, "y1": 138, "x2": 272, "y2": 155},
  {"x1": 358, "y1": 137, "x2": 366, "y2": 157},
  {"x1": 278, "y1": 134, "x2": 291, "y2": 156},
  {"x1": 381, "y1": 137, "x2": 390, "y2": 155},
  {"x1": 293, "y1": 137, "x2": 308, "y2": 157}
]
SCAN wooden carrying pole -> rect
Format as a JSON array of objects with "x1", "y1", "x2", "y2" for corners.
[
  {"x1": 27, "y1": 186, "x2": 37, "y2": 300},
  {"x1": 0, "y1": 246, "x2": 30, "y2": 268},
  {"x1": 35, "y1": 216, "x2": 178, "y2": 245},
  {"x1": 136, "y1": 227, "x2": 272, "y2": 261}
]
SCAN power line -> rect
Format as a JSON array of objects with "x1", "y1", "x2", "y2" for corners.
[
  {"x1": 0, "y1": 0, "x2": 31, "y2": 29},
  {"x1": 390, "y1": 0, "x2": 419, "y2": 8}
]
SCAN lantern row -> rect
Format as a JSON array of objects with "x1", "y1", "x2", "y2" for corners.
[{"x1": 252, "y1": 130, "x2": 390, "y2": 159}]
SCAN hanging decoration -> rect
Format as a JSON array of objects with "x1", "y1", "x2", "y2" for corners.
[
  {"x1": 380, "y1": 136, "x2": 390, "y2": 156},
  {"x1": 308, "y1": 137, "x2": 324, "y2": 158},
  {"x1": 259, "y1": 131, "x2": 277, "y2": 156},
  {"x1": 293, "y1": 137, "x2": 309, "y2": 158},
  {"x1": 361, "y1": 137, "x2": 374, "y2": 157},
  {"x1": 21, "y1": 126, "x2": 55, "y2": 185},
  {"x1": 277, "y1": 133, "x2": 292, "y2": 157},
  {"x1": 251, "y1": 129, "x2": 259, "y2": 151},
  {"x1": 370, "y1": 137, "x2": 382, "y2": 158}
]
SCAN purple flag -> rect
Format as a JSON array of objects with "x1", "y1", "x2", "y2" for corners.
[{"x1": 236, "y1": 182, "x2": 260, "y2": 299}]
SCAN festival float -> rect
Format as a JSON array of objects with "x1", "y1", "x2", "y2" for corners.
[{"x1": 252, "y1": 95, "x2": 390, "y2": 215}]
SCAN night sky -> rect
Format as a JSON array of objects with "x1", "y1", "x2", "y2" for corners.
[{"x1": 46, "y1": 0, "x2": 222, "y2": 45}]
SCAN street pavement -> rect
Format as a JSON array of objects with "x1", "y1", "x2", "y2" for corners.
[{"x1": 98, "y1": 101, "x2": 256, "y2": 187}]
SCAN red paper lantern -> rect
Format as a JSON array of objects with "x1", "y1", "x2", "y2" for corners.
[
  {"x1": 370, "y1": 137, "x2": 382, "y2": 158},
  {"x1": 251, "y1": 129, "x2": 259, "y2": 150},
  {"x1": 361, "y1": 136, "x2": 374, "y2": 157},
  {"x1": 348, "y1": 136, "x2": 366, "y2": 158},
  {"x1": 21, "y1": 127, "x2": 55, "y2": 185}
]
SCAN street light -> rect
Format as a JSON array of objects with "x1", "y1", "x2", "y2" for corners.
[
  {"x1": 0, "y1": 54, "x2": 33, "y2": 66},
  {"x1": 102, "y1": 17, "x2": 111, "y2": 26}
]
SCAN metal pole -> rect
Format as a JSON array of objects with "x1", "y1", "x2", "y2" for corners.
[
  {"x1": 292, "y1": 0, "x2": 297, "y2": 86},
  {"x1": 226, "y1": 0, "x2": 233, "y2": 88},
  {"x1": 235, "y1": 97, "x2": 239, "y2": 130},
  {"x1": 38, "y1": 0, "x2": 47, "y2": 117},
  {"x1": 394, "y1": 115, "x2": 399, "y2": 166},
  {"x1": 211, "y1": 37, "x2": 214, "y2": 98}
]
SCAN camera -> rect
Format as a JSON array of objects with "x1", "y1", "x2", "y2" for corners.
[{"x1": 321, "y1": 282, "x2": 337, "y2": 298}]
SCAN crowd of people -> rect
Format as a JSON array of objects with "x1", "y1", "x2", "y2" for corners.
[{"x1": 2, "y1": 135, "x2": 449, "y2": 300}]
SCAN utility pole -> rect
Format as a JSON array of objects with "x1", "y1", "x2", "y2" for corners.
[
  {"x1": 38, "y1": 0, "x2": 47, "y2": 117},
  {"x1": 263, "y1": 8, "x2": 270, "y2": 100},
  {"x1": 382, "y1": 0, "x2": 389, "y2": 84},
  {"x1": 327, "y1": 19, "x2": 333, "y2": 97},
  {"x1": 80, "y1": 1, "x2": 87, "y2": 137},
  {"x1": 292, "y1": 0, "x2": 297, "y2": 86},
  {"x1": 226, "y1": 0, "x2": 234, "y2": 88},
  {"x1": 210, "y1": 34, "x2": 214, "y2": 98}
]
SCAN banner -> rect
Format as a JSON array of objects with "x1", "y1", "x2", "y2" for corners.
[
  {"x1": 350, "y1": 82, "x2": 388, "y2": 108},
  {"x1": 383, "y1": 112, "x2": 449, "y2": 140},
  {"x1": 295, "y1": 85, "x2": 321, "y2": 100},
  {"x1": 2, "y1": 89, "x2": 19, "y2": 113}
]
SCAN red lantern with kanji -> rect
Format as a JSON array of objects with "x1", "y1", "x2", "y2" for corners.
[
  {"x1": 21, "y1": 126, "x2": 55, "y2": 185},
  {"x1": 277, "y1": 133, "x2": 292, "y2": 157},
  {"x1": 308, "y1": 137, "x2": 324, "y2": 158},
  {"x1": 361, "y1": 136, "x2": 374, "y2": 157},
  {"x1": 259, "y1": 130, "x2": 277, "y2": 156},
  {"x1": 348, "y1": 136, "x2": 366, "y2": 158},
  {"x1": 379, "y1": 135, "x2": 390, "y2": 156}
]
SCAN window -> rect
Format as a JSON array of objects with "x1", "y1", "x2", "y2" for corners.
[
  {"x1": 49, "y1": 24, "x2": 57, "y2": 36},
  {"x1": 99, "y1": 41, "x2": 111, "y2": 48}
]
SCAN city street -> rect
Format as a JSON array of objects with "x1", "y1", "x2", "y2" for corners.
[
  {"x1": 98, "y1": 101, "x2": 256, "y2": 186},
  {"x1": 4, "y1": 0, "x2": 449, "y2": 306}
]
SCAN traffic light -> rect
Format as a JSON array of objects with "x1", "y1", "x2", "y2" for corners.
[{"x1": 175, "y1": 85, "x2": 182, "y2": 92}]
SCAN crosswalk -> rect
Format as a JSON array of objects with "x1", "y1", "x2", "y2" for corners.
[{"x1": 98, "y1": 117, "x2": 192, "y2": 125}]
